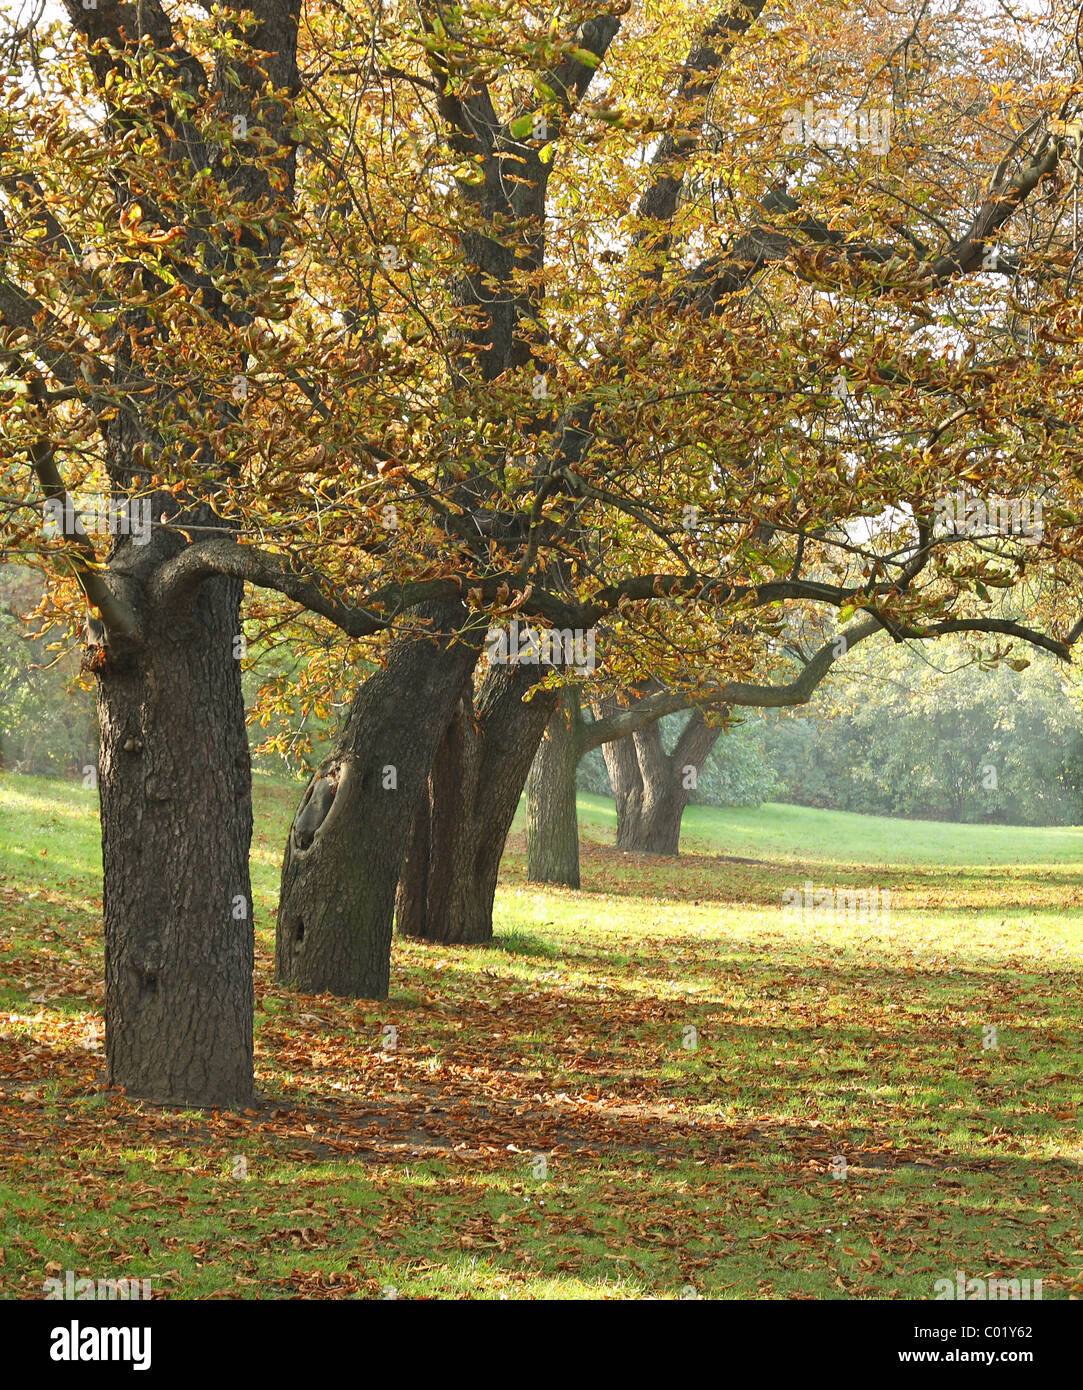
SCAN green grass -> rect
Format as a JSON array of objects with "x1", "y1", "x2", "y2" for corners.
[
  {"x1": 1, "y1": 771, "x2": 1080, "y2": 1300},
  {"x1": 518, "y1": 791, "x2": 1083, "y2": 867}
]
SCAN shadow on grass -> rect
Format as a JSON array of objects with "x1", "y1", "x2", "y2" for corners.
[
  {"x1": 499, "y1": 839, "x2": 1083, "y2": 909},
  {"x1": 487, "y1": 930, "x2": 560, "y2": 960}
]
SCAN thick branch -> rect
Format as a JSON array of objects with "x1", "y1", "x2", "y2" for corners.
[
  {"x1": 514, "y1": 11, "x2": 622, "y2": 141},
  {"x1": 28, "y1": 439, "x2": 142, "y2": 643},
  {"x1": 580, "y1": 686, "x2": 693, "y2": 751}
]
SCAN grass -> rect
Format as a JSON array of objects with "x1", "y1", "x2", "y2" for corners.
[
  {"x1": 518, "y1": 790, "x2": 1083, "y2": 866},
  {"x1": 0, "y1": 771, "x2": 1080, "y2": 1300}
]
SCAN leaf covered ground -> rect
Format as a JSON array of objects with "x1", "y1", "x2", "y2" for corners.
[{"x1": 0, "y1": 776, "x2": 1080, "y2": 1299}]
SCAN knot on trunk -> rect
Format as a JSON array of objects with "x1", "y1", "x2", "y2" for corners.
[{"x1": 291, "y1": 765, "x2": 341, "y2": 852}]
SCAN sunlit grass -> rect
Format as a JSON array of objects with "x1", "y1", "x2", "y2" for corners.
[{"x1": 0, "y1": 771, "x2": 1080, "y2": 1299}]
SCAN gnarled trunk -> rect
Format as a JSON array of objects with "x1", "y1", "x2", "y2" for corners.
[
  {"x1": 600, "y1": 719, "x2": 647, "y2": 851},
  {"x1": 396, "y1": 663, "x2": 558, "y2": 943},
  {"x1": 601, "y1": 711, "x2": 720, "y2": 855},
  {"x1": 526, "y1": 688, "x2": 583, "y2": 887},
  {"x1": 98, "y1": 573, "x2": 254, "y2": 1107},
  {"x1": 275, "y1": 602, "x2": 480, "y2": 998}
]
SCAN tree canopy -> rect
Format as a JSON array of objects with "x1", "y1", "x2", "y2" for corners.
[{"x1": 4, "y1": 0, "x2": 1082, "y2": 682}]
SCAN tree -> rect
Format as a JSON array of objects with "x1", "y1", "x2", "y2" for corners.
[
  {"x1": 522, "y1": 677, "x2": 692, "y2": 883},
  {"x1": 7, "y1": 1, "x2": 1083, "y2": 1094},
  {"x1": 0, "y1": 0, "x2": 317, "y2": 1105},
  {"x1": 525, "y1": 612, "x2": 883, "y2": 872},
  {"x1": 766, "y1": 634, "x2": 1083, "y2": 824},
  {"x1": 275, "y1": 600, "x2": 484, "y2": 993},
  {"x1": 396, "y1": 659, "x2": 559, "y2": 944},
  {"x1": 526, "y1": 689, "x2": 586, "y2": 887},
  {"x1": 599, "y1": 707, "x2": 721, "y2": 854},
  {"x1": 277, "y1": 0, "x2": 1083, "y2": 983},
  {"x1": 1, "y1": 1, "x2": 533, "y2": 1097}
]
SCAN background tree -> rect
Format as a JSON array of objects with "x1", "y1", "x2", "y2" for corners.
[
  {"x1": 767, "y1": 636, "x2": 1083, "y2": 824},
  {"x1": 598, "y1": 705, "x2": 722, "y2": 855},
  {"x1": 275, "y1": 0, "x2": 1083, "y2": 989},
  {"x1": 525, "y1": 612, "x2": 879, "y2": 873},
  {"x1": 0, "y1": 567, "x2": 94, "y2": 775},
  {"x1": 395, "y1": 659, "x2": 559, "y2": 945}
]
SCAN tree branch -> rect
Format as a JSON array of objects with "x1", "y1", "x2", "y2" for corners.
[{"x1": 28, "y1": 438, "x2": 142, "y2": 644}]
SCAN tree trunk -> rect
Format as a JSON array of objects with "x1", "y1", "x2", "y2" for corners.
[
  {"x1": 394, "y1": 678, "x2": 480, "y2": 944},
  {"x1": 526, "y1": 688, "x2": 583, "y2": 887},
  {"x1": 396, "y1": 663, "x2": 559, "y2": 942},
  {"x1": 600, "y1": 720, "x2": 647, "y2": 851},
  {"x1": 601, "y1": 711, "x2": 720, "y2": 855},
  {"x1": 97, "y1": 574, "x2": 254, "y2": 1108},
  {"x1": 275, "y1": 602, "x2": 481, "y2": 998},
  {"x1": 626, "y1": 721, "x2": 684, "y2": 855}
]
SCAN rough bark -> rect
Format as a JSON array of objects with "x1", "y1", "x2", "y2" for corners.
[
  {"x1": 523, "y1": 682, "x2": 700, "y2": 886},
  {"x1": 39, "y1": 0, "x2": 306, "y2": 1110},
  {"x1": 97, "y1": 573, "x2": 254, "y2": 1107},
  {"x1": 601, "y1": 721, "x2": 648, "y2": 851},
  {"x1": 601, "y1": 709, "x2": 720, "y2": 855},
  {"x1": 526, "y1": 688, "x2": 584, "y2": 887},
  {"x1": 275, "y1": 602, "x2": 481, "y2": 997},
  {"x1": 394, "y1": 688, "x2": 473, "y2": 943},
  {"x1": 396, "y1": 663, "x2": 559, "y2": 943}
]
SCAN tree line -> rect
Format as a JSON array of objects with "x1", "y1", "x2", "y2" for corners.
[{"x1": 2, "y1": 0, "x2": 1082, "y2": 1107}]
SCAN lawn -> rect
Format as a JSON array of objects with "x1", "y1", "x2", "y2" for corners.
[{"x1": 0, "y1": 772, "x2": 1080, "y2": 1299}]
